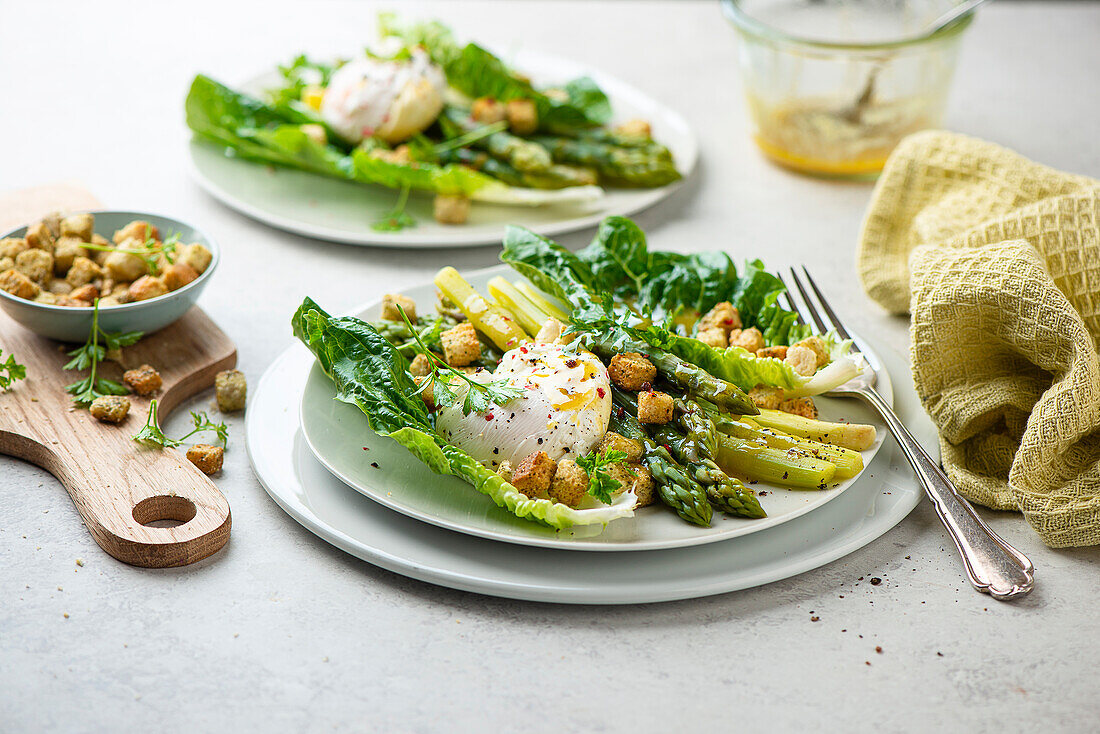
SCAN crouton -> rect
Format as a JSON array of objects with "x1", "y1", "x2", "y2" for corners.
[
  {"x1": 596, "y1": 431, "x2": 643, "y2": 464},
  {"x1": 123, "y1": 364, "x2": 162, "y2": 396},
  {"x1": 15, "y1": 249, "x2": 53, "y2": 284},
  {"x1": 0, "y1": 238, "x2": 29, "y2": 260},
  {"x1": 749, "y1": 385, "x2": 783, "y2": 410},
  {"x1": 40, "y1": 212, "x2": 63, "y2": 238},
  {"x1": 471, "y1": 96, "x2": 507, "y2": 125},
  {"x1": 729, "y1": 327, "x2": 765, "y2": 353},
  {"x1": 698, "y1": 302, "x2": 741, "y2": 334},
  {"x1": 638, "y1": 390, "x2": 674, "y2": 424},
  {"x1": 47, "y1": 278, "x2": 72, "y2": 295},
  {"x1": 52, "y1": 237, "x2": 88, "y2": 275},
  {"x1": 511, "y1": 451, "x2": 557, "y2": 498},
  {"x1": 779, "y1": 396, "x2": 818, "y2": 419},
  {"x1": 215, "y1": 370, "x2": 247, "y2": 412},
  {"x1": 368, "y1": 145, "x2": 413, "y2": 164},
  {"x1": 409, "y1": 353, "x2": 433, "y2": 377},
  {"x1": 163, "y1": 262, "x2": 199, "y2": 291},
  {"x1": 65, "y1": 256, "x2": 103, "y2": 287},
  {"x1": 697, "y1": 327, "x2": 727, "y2": 349},
  {"x1": 614, "y1": 119, "x2": 652, "y2": 139},
  {"x1": 756, "y1": 345, "x2": 788, "y2": 360},
  {"x1": 440, "y1": 322, "x2": 481, "y2": 367},
  {"x1": 25, "y1": 222, "x2": 55, "y2": 253},
  {"x1": 89, "y1": 234, "x2": 112, "y2": 265},
  {"x1": 0, "y1": 257, "x2": 11, "y2": 272},
  {"x1": 0, "y1": 269, "x2": 39, "y2": 299},
  {"x1": 60, "y1": 214, "x2": 94, "y2": 241},
  {"x1": 112, "y1": 220, "x2": 158, "y2": 245},
  {"x1": 186, "y1": 444, "x2": 224, "y2": 475},
  {"x1": 178, "y1": 243, "x2": 213, "y2": 274},
  {"x1": 497, "y1": 460, "x2": 514, "y2": 482},
  {"x1": 381, "y1": 293, "x2": 417, "y2": 323},
  {"x1": 608, "y1": 352, "x2": 657, "y2": 391},
  {"x1": 793, "y1": 336, "x2": 831, "y2": 368},
  {"x1": 107, "y1": 237, "x2": 153, "y2": 279},
  {"x1": 34, "y1": 292, "x2": 58, "y2": 305},
  {"x1": 68, "y1": 284, "x2": 99, "y2": 304},
  {"x1": 629, "y1": 465, "x2": 656, "y2": 507},
  {"x1": 413, "y1": 375, "x2": 435, "y2": 410},
  {"x1": 300, "y1": 123, "x2": 327, "y2": 145},
  {"x1": 785, "y1": 345, "x2": 818, "y2": 376},
  {"x1": 89, "y1": 395, "x2": 130, "y2": 424},
  {"x1": 433, "y1": 194, "x2": 470, "y2": 225},
  {"x1": 548, "y1": 459, "x2": 588, "y2": 507},
  {"x1": 128, "y1": 275, "x2": 167, "y2": 302},
  {"x1": 505, "y1": 98, "x2": 538, "y2": 135}
]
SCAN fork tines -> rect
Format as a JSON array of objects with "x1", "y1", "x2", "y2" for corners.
[{"x1": 785, "y1": 267, "x2": 854, "y2": 344}]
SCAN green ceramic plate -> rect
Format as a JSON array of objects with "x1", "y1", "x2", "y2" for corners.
[
  {"x1": 297, "y1": 266, "x2": 892, "y2": 551},
  {"x1": 189, "y1": 49, "x2": 698, "y2": 247}
]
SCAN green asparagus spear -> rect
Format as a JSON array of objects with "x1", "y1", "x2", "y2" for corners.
[
  {"x1": 609, "y1": 394, "x2": 712, "y2": 527},
  {"x1": 648, "y1": 423, "x2": 766, "y2": 518},
  {"x1": 589, "y1": 336, "x2": 758, "y2": 416},
  {"x1": 674, "y1": 397, "x2": 719, "y2": 458},
  {"x1": 615, "y1": 391, "x2": 764, "y2": 518},
  {"x1": 716, "y1": 434, "x2": 836, "y2": 489},
  {"x1": 443, "y1": 107, "x2": 552, "y2": 172},
  {"x1": 438, "y1": 148, "x2": 597, "y2": 189},
  {"x1": 529, "y1": 135, "x2": 681, "y2": 187}
]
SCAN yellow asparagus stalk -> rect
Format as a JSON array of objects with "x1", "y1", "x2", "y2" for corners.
[
  {"x1": 487, "y1": 277, "x2": 548, "y2": 337},
  {"x1": 434, "y1": 267, "x2": 531, "y2": 352}
]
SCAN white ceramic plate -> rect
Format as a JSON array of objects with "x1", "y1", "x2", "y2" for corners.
[
  {"x1": 189, "y1": 49, "x2": 698, "y2": 247},
  {"x1": 297, "y1": 266, "x2": 892, "y2": 551},
  {"x1": 247, "y1": 341, "x2": 928, "y2": 604}
]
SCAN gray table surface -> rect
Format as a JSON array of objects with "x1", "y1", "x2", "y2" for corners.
[{"x1": 2, "y1": 2, "x2": 1099, "y2": 732}]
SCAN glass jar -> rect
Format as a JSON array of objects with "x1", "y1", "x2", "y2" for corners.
[{"x1": 722, "y1": 0, "x2": 974, "y2": 179}]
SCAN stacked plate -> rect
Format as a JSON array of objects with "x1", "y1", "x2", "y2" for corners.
[{"x1": 247, "y1": 266, "x2": 930, "y2": 604}]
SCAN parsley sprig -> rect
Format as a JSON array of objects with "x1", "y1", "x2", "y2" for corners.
[
  {"x1": 81, "y1": 224, "x2": 180, "y2": 276},
  {"x1": 64, "y1": 299, "x2": 143, "y2": 407},
  {"x1": 133, "y1": 399, "x2": 229, "y2": 449},
  {"x1": 0, "y1": 350, "x2": 27, "y2": 392},
  {"x1": 577, "y1": 448, "x2": 629, "y2": 504},
  {"x1": 371, "y1": 184, "x2": 416, "y2": 233},
  {"x1": 396, "y1": 307, "x2": 523, "y2": 415}
]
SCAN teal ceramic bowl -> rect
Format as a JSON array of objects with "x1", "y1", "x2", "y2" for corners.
[{"x1": 0, "y1": 211, "x2": 219, "y2": 342}]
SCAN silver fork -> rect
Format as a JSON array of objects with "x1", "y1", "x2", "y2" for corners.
[{"x1": 783, "y1": 267, "x2": 1035, "y2": 601}]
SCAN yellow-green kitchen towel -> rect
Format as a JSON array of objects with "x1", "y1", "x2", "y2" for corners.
[{"x1": 857, "y1": 130, "x2": 1100, "y2": 548}]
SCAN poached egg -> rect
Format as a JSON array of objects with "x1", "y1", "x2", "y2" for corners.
[
  {"x1": 321, "y1": 49, "x2": 446, "y2": 144},
  {"x1": 435, "y1": 343, "x2": 612, "y2": 471}
]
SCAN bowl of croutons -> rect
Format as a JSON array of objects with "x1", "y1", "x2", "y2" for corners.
[{"x1": 0, "y1": 211, "x2": 218, "y2": 342}]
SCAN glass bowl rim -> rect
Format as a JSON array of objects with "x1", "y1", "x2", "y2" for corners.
[{"x1": 720, "y1": 0, "x2": 975, "y2": 51}]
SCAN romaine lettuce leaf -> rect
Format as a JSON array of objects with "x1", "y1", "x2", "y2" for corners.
[
  {"x1": 292, "y1": 297, "x2": 635, "y2": 529},
  {"x1": 501, "y1": 222, "x2": 857, "y2": 396},
  {"x1": 378, "y1": 14, "x2": 610, "y2": 131}
]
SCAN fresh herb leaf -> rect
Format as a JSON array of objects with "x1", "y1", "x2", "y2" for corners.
[
  {"x1": 63, "y1": 300, "x2": 144, "y2": 407},
  {"x1": 395, "y1": 306, "x2": 522, "y2": 416},
  {"x1": 371, "y1": 184, "x2": 416, "y2": 232},
  {"x1": 577, "y1": 448, "x2": 628, "y2": 504},
  {"x1": 132, "y1": 399, "x2": 181, "y2": 448},
  {"x1": 132, "y1": 402, "x2": 229, "y2": 450},
  {"x1": 0, "y1": 352, "x2": 27, "y2": 392}
]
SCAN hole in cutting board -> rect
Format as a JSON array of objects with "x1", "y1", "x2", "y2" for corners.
[{"x1": 133, "y1": 496, "x2": 197, "y2": 528}]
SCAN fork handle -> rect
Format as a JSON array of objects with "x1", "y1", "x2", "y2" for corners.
[{"x1": 857, "y1": 387, "x2": 1034, "y2": 600}]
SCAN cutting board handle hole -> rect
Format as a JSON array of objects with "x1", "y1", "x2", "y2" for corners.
[{"x1": 133, "y1": 496, "x2": 197, "y2": 528}]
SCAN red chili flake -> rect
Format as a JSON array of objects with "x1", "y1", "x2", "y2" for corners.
[
  {"x1": 485, "y1": 413, "x2": 494, "y2": 421},
  {"x1": 875, "y1": 646, "x2": 883, "y2": 654},
  {"x1": 520, "y1": 346, "x2": 528, "y2": 354},
  {"x1": 597, "y1": 387, "x2": 606, "y2": 398},
  {"x1": 362, "y1": 447, "x2": 370, "y2": 451}
]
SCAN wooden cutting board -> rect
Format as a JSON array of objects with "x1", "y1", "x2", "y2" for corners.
[{"x1": 0, "y1": 184, "x2": 234, "y2": 567}]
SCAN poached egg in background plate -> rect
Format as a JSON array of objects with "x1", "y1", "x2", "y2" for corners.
[{"x1": 321, "y1": 48, "x2": 447, "y2": 144}]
